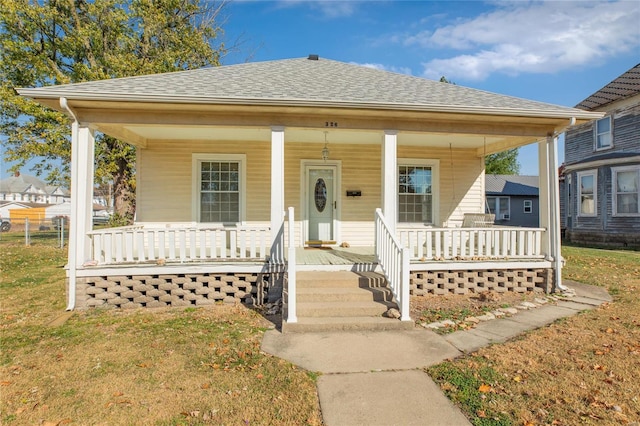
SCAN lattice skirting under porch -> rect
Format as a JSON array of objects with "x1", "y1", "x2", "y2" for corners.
[
  {"x1": 410, "y1": 268, "x2": 552, "y2": 296},
  {"x1": 73, "y1": 272, "x2": 284, "y2": 309}
]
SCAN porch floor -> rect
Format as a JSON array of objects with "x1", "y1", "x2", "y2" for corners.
[
  {"x1": 292, "y1": 246, "x2": 550, "y2": 273},
  {"x1": 295, "y1": 246, "x2": 376, "y2": 266}
]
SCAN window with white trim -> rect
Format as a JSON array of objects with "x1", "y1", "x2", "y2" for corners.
[
  {"x1": 192, "y1": 154, "x2": 246, "y2": 223},
  {"x1": 595, "y1": 116, "x2": 612, "y2": 150},
  {"x1": 486, "y1": 196, "x2": 510, "y2": 220},
  {"x1": 612, "y1": 165, "x2": 639, "y2": 216},
  {"x1": 523, "y1": 200, "x2": 532, "y2": 214},
  {"x1": 398, "y1": 160, "x2": 439, "y2": 224},
  {"x1": 577, "y1": 170, "x2": 597, "y2": 216}
]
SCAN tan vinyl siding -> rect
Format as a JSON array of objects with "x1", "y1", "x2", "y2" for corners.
[
  {"x1": 398, "y1": 146, "x2": 484, "y2": 227},
  {"x1": 284, "y1": 141, "x2": 382, "y2": 246},
  {"x1": 136, "y1": 138, "x2": 484, "y2": 245},
  {"x1": 137, "y1": 140, "x2": 270, "y2": 222},
  {"x1": 284, "y1": 142, "x2": 381, "y2": 219}
]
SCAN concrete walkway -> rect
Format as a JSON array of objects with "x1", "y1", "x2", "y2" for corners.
[{"x1": 261, "y1": 281, "x2": 612, "y2": 425}]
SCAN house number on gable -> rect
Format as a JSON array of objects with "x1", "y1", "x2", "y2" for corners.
[{"x1": 325, "y1": 121, "x2": 339, "y2": 127}]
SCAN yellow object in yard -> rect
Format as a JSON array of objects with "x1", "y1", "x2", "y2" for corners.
[{"x1": 9, "y1": 206, "x2": 47, "y2": 221}]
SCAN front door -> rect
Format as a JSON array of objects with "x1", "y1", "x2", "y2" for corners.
[{"x1": 307, "y1": 167, "x2": 335, "y2": 242}]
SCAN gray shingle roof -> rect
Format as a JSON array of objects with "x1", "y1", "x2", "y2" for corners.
[
  {"x1": 576, "y1": 63, "x2": 640, "y2": 111},
  {"x1": 485, "y1": 174, "x2": 539, "y2": 196},
  {"x1": 565, "y1": 151, "x2": 640, "y2": 167},
  {"x1": 0, "y1": 174, "x2": 67, "y2": 195},
  {"x1": 18, "y1": 57, "x2": 591, "y2": 116}
]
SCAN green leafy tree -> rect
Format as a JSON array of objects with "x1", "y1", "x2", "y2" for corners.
[
  {"x1": 484, "y1": 149, "x2": 520, "y2": 175},
  {"x1": 1, "y1": 0, "x2": 227, "y2": 220}
]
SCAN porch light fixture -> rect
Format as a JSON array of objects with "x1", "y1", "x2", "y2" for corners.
[{"x1": 322, "y1": 131, "x2": 330, "y2": 162}]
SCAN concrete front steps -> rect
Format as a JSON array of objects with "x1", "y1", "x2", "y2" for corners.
[{"x1": 282, "y1": 271, "x2": 414, "y2": 332}]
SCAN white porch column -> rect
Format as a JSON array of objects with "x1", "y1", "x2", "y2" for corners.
[
  {"x1": 270, "y1": 126, "x2": 285, "y2": 257},
  {"x1": 382, "y1": 130, "x2": 398, "y2": 234},
  {"x1": 538, "y1": 140, "x2": 551, "y2": 257},
  {"x1": 538, "y1": 136, "x2": 564, "y2": 292},
  {"x1": 547, "y1": 135, "x2": 565, "y2": 291},
  {"x1": 67, "y1": 121, "x2": 95, "y2": 309}
]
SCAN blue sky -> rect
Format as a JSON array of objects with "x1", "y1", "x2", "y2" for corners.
[
  {"x1": 2, "y1": 0, "x2": 639, "y2": 179},
  {"x1": 218, "y1": 0, "x2": 640, "y2": 175}
]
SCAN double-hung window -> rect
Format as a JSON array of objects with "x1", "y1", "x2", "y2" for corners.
[
  {"x1": 523, "y1": 200, "x2": 533, "y2": 214},
  {"x1": 486, "y1": 196, "x2": 510, "y2": 220},
  {"x1": 612, "y1": 166, "x2": 639, "y2": 216},
  {"x1": 595, "y1": 116, "x2": 612, "y2": 150},
  {"x1": 398, "y1": 160, "x2": 439, "y2": 224},
  {"x1": 192, "y1": 154, "x2": 245, "y2": 223},
  {"x1": 577, "y1": 170, "x2": 597, "y2": 217}
]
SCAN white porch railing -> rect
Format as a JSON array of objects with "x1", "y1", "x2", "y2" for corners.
[
  {"x1": 374, "y1": 209, "x2": 411, "y2": 321},
  {"x1": 397, "y1": 227, "x2": 545, "y2": 261},
  {"x1": 87, "y1": 224, "x2": 271, "y2": 265},
  {"x1": 286, "y1": 207, "x2": 297, "y2": 323}
]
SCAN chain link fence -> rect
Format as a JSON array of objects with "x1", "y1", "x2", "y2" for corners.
[{"x1": 0, "y1": 216, "x2": 68, "y2": 247}]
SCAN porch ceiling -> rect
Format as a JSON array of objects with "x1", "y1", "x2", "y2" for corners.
[{"x1": 120, "y1": 125, "x2": 510, "y2": 151}]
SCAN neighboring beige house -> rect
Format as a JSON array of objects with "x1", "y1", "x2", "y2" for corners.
[{"x1": 17, "y1": 56, "x2": 600, "y2": 329}]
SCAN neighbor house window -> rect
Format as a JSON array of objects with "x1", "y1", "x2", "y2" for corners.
[
  {"x1": 577, "y1": 170, "x2": 597, "y2": 216},
  {"x1": 398, "y1": 160, "x2": 439, "y2": 224},
  {"x1": 192, "y1": 154, "x2": 246, "y2": 223},
  {"x1": 486, "y1": 196, "x2": 510, "y2": 220},
  {"x1": 612, "y1": 166, "x2": 639, "y2": 216},
  {"x1": 524, "y1": 200, "x2": 533, "y2": 214},
  {"x1": 595, "y1": 116, "x2": 612, "y2": 150}
]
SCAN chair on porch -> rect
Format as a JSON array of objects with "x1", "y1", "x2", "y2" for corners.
[{"x1": 462, "y1": 213, "x2": 495, "y2": 228}]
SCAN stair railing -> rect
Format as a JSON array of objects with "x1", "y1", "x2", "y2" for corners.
[
  {"x1": 286, "y1": 207, "x2": 297, "y2": 323},
  {"x1": 374, "y1": 208, "x2": 411, "y2": 321}
]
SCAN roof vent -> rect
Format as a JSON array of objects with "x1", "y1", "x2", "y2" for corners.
[{"x1": 308, "y1": 54, "x2": 319, "y2": 61}]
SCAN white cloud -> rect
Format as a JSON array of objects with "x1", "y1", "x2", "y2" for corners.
[
  {"x1": 405, "y1": 1, "x2": 640, "y2": 81},
  {"x1": 351, "y1": 62, "x2": 413, "y2": 75}
]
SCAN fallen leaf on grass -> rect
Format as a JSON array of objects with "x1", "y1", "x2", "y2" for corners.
[
  {"x1": 513, "y1": 375, "x2": 522, "y2": 382},
  {"x1": 112, "y1": 391, "x2": 124, "y2": 397},
  {"x1": 0, "y1": 381, "x2": 12, "y2": 386},
  {"x1": 478, "y1": 384, "x2": 492, "y2": 393},
  {"x1": 256, "y1": 373, "x2": 264, "y2": 379},
  {"x1": 476, "y1": 410, "x2": 486, "y2": 418},
  {"x1": 181, "y1": 410, "x2": 200, "y2": 418},
  {"x1": 201, "y1": 383, "x2": 211, "y2": 389}
]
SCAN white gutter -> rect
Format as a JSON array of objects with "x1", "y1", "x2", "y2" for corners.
[
  {"x1": 16, "y1": 88, "x2": 604, "y2": 121},
  {"x1": 60, "y1": 97, "x2": 78, "y2": 311}
]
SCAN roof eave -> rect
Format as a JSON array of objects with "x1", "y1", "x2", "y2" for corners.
[{"x1": 16, "y1": 88, "x2": 603, "y2": 122}]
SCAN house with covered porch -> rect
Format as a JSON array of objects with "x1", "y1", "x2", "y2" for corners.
[{"x1": 17, "y1": 56, "x2": 601, "y2": 331}]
